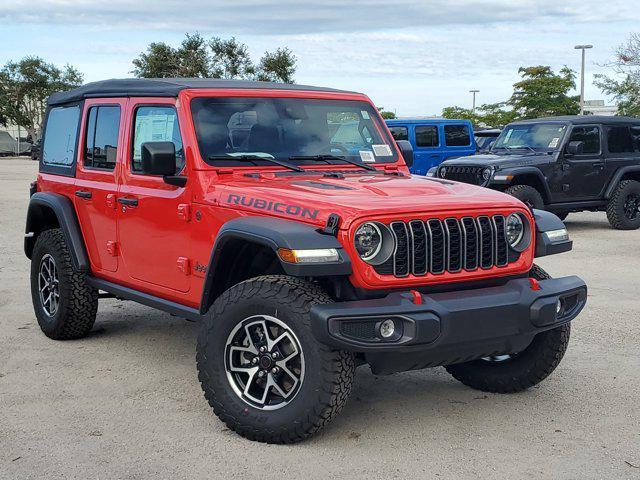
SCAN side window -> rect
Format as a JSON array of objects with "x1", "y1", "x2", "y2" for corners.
[
  {"x1": 415, "y1": 125, "x2": 439, "y2": 147},
  {"x1": 84, "y1": 106, "x2": 120, "y2": 170},
  {"x1": 569, "y1": 126, "x2": 600, "y2": 154},
  {"x1": 444, "y1": 124, "x2": 471, "y2": 146},
  {"x1": 388, "y1": 126, "x2": 408, "y2": 141},
  {"x1": 607, "y1": 126, "x2": 635, "y2": 154},
  {"x1": 132, "y1": 106, "x2": 184, "y2": 173},
  {"x1": 42, "y1": 105, "x2": 80, "y2": 166},
  {"x1": 631, "y1": 126, "x2": 640, "y2": 152}
]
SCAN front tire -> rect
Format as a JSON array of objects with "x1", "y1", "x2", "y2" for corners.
[
  {"x1": 445, "y1": 264, "x2": 570, "y2": 393},
  {"x1": 30, "y1": 229, "x2": 98, "y2": 340},
  {"x1": 504, "y1": 184, "x2": 545, "y2": 210},
  {"x1": 196, "y1": 275, "x2": 355, "y2": 443},
  {"x1": 606, "y1": 180, "x2": 640, "y2": 230}
]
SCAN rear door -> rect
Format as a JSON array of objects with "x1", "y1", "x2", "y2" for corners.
[
  {"x1": 116, "y1": 100, "x2": 191, "y2": 293},
  {"x1": 442, "y1": 123, "x2": 475, "y2": 160},
  {"x1": 413, "y1": 124, "x2": 440, "y2": 175},
  {"x1": 604, "y1": 124, "x2": 638, "y2": 187},
  {"x1": 74, "y1": 100, "x2": 123, "y2": 273},
  {"x1": 561, "y1": 125, "x2": 606, "y2": 200}
]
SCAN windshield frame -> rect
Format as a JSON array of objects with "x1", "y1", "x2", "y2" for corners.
[
  {"x1": 183, "y1": 89, "x2": 399, "y2": 170},
  {"x1": 490, "y1": 121, "x2": 570, "y2": 153}
]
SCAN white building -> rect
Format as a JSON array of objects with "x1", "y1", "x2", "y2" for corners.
[{"x1": 584, "y1": 100, "x2": 618, "y2": 116}]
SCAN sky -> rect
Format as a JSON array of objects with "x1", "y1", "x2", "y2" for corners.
[{"x1": 0, "y1": 0, "x2": 637, "y2": 116}]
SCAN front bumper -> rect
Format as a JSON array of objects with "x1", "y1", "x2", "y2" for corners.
[{"x1": 310, "y1": 276, "x2": 587, "y2": 374}]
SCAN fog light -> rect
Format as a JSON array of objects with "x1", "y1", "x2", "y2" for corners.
[
  {"x1": 556, "y1": 299, "x2": 563, "y2": 315},
  {"x1": 379, "y1": 319, "x2": 396, "y2": 338}
]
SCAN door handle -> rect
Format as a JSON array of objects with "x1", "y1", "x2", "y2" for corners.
[
  {"x1": 594, "y1": 162, "x2": 605, "y2": 170},
  {"x1": 117, "y1": 197, "x2": 138, "y2": 207},
  {"x1": 75, "y1": 190, "x2": 92, "y2": 199}
]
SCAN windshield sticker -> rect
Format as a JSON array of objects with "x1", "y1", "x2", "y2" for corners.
[
  {"x1": 372, "y1": 144, "x2": 393, "y2": 157},
  {"x1": 549, "y1": 138, "x2": 560, "y2": 148},
  {"x1": 359, "y1": 150, "x2": 375, "y2": 163},
  {"x1": 361, "y1": 110, "x2": 370, "y2": 119}
]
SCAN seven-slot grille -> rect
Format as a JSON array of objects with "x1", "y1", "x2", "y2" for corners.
[
  {"x1": 441, "y1": 166, "x2": 485, "y2": 185},
  {"x1": 374, "y1": 215, "x2": 511, "y2": 278}
]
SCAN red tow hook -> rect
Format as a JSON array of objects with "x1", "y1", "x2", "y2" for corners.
[
  {"x1": 410, "y1": 290, "x2": 423, "y2": 305},
  {"x1": 528, "y1": 277, "x2": 542, "y2": 291}
]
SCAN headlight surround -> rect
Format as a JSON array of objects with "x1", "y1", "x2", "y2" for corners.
[
  {"x1": 354, "y1": 222, "x2": 395, "y2": 265},
  {"x1": 481, "y1": 167, "x2": 492, "y2": 181},
  {"x1": 505, "y1": 213, "x2": 531, "y2": 252},
  {"x1": 439, "y1": 166, "x2": 447, "y2": 178}
]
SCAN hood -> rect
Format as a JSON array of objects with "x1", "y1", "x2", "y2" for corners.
[
  {"x1": 442, "y1": 152, "x2": 557, "y2": 169},
  {"x1": 204, "y1": 170, "x2": 527, "y2": 228}
]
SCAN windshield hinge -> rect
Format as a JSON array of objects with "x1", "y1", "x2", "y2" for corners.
[
  {"x1": 383, "y1": 165, "x2": 403, "y2": 176},
  {"x1": 320, "y1": 213, "x2": 341, "y2": 236}
]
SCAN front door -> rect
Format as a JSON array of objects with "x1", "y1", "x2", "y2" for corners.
[
  {"x1": 117, "y1": 101, "x2": 191, "y2": 293},
  {"x1": 74, "y1": 101, "x2": 123, "y2": 273}
]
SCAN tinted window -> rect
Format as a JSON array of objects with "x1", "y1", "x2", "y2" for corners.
[
  {"x1": 388, "y1": 126, "x2": 408, "y2": 141},
  {"x1": 42, "y1": 106, "x2": 80, "y2": 166},
  {"x1": 84, "y1": 106, "x2": 120, "y2": 169},
  {"x1": 631, "y1": 126, "x2": 640, "y2": 151},
  {"x1": 607, "y1": 126, "x2": 635, "y2": 154},
  {"x1": 444, "y1": 124, "x2": 471, "y2": 146},
  {"x1": 569, "y1": 126, "x2": 600, "y2": 154},
  {"x1": 415, "y1": 125, "x2": 439, "y2": 147},
  {"x1": 132, "y1": 106, "x2": 184, "y2": 173}
]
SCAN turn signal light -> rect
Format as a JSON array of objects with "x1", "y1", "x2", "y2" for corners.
[{"x1": 277, "y1": 248, "x2": 340, "y2": 264}]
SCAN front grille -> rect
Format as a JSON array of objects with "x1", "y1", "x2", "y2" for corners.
[
  {"x1": 441, "y1": 166, "x2": 485, "y2": 185},
  {"x1": 374, "y1": 215, "x2": 511, "y2": 277}
]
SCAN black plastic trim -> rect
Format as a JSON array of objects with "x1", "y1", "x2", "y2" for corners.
[
  {"x1": 604, "y1": 165, "x2": 640, "y2": 199},
  {"x1": 532, "y1": 209, "x2": 573, "y2": 257},
  {"x1": 25, "y1": 192, "x2": 89, "y2": 271},
  {"x1": 488, "y1": 166, "x2": 552, "y2": 201}
]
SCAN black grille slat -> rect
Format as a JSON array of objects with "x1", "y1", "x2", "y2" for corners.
[
  {"x1": 372, "y1": 214, "x2": 519, "y2": 277},
  {"x1": 443, "y1": 166, "x2": 484, "y2": 185}
]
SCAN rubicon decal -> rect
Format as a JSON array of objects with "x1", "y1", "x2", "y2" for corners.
[{"x1": 226, "y1": 194, "x2": 319, "y2": 220}]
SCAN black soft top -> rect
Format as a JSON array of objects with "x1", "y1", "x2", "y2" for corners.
[
  {"x1": 48, "y1": 78, "x2": 358, "y2": 106},
  {"x1": 512, "y1": 115, "x2": 640, "y2": 125}
]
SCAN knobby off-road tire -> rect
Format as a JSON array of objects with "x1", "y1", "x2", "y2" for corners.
[
  {"x1": 504, "y1": 184, "x2": 545, "y2": 210},
  {"x1": 445, "y1": 264, "x2": 571, "y2": 393},
  {"x1": 606, "y1": 179, "x2": 640, "y2": 230},
  {"x1": 196, "y1": 275, "x2": 355, "y2": 444},
  {"x1": 30, "y1": 228, "x2": 98, "y2": 339}
]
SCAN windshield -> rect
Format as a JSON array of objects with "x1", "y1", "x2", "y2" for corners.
[
  {"x1": 492, "y1": 123, "x2": 568, "y2": 152},
  {"x1": 191, "y1": 97, "x2": 398, "y2": 167}
]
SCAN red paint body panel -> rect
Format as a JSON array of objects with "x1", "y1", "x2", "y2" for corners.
[{"x1": 39, "y1": 88, "x2": 535, "y2": 310}]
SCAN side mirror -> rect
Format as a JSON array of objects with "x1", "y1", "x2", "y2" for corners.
[
  {"x1": 565, "y1": 141, "x2": 585, "y2": 156},
  {"x1": 141, "y1": 141, "x2": 177, "y2": 176},
  {"x1": 396, "y1": 140, "x2": 414, "y2": 168}
]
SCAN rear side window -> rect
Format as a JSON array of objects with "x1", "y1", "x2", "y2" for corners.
[
  {"x1": 631, "y1": 126, "x2": 640, "y2": 151},
  {"x1": 569, "y1": 126, "x2": 600, "y2": 154},
  {"x1": 607, "y1": 126, "x2": 635, "y2": 154},
  {"x1": 415, "y1": 125, "x2": 439, "y2": 147},
  {"x1": 388, "y1": 126, "x2": 408, "y2": 141},
  {"x1": 132, "y1": 106, "x2": 184, "y2": 173},
  {"x1": 84, "y1": 106, "x2": 120, "y2": 169},
  {"x1": 42, "y1": 105, "x2": 80, "y2": 166},
  {"x1": 444, "y1": 124, "x2": 471, "y2": 146}
]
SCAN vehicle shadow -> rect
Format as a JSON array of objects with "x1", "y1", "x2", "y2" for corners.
[{"x1": 563, "y1": 217, "x2": 612, "y2": 232}]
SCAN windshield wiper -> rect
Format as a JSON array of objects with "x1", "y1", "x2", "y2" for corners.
[
  {"x1": 208, "y1": 154, "x2": 304, "y2": 173},
  {"x1": 288, "y1": 154, "x2": 377, "y2": 172},
  {"x1": 505, "y1": 145, "x2": 538, "y2": 154}
]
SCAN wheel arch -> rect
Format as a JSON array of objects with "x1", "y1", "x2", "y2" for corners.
[
  {"x1": 505, "y1": 169, "x2": 551, "y2": 204},
  {"x1": 199, "y1": 217, "x2": 351, "y2": 314},
  {"x1": 604, "y1": 166, "x2": 640, "y2": 199},
  {"x1": 25, "y1": 192, "x2": 89, "y2": 271}
]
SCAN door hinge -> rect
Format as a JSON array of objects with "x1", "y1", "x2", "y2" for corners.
[
  {"x1": 177, "y1": 204, "x2": 191, "y2": 222},
  {"x1": 177, "y1": 256, "x2": 191, "y2": 275},
  {"x1": 106, "y1": 240, "x2": 118, "y2": 256},
  {"x1": 106, "y1": 193, "x2": 116, "y2": 209}
]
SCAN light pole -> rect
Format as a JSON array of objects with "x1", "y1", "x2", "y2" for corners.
[
  {"x1": 574, "y1": 44, "x2": 593, "y2": 115},
  {"x1": 469, "y1": 89, "x2": 480, "y2": 113}
]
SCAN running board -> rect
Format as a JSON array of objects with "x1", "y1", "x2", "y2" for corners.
[{"x1": 86, "y1": 277, "x2": 203, "y2": 322}]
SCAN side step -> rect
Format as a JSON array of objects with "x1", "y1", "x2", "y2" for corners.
[{"x1": 86, "y1": 277, "x2": 203, "y2": 322}]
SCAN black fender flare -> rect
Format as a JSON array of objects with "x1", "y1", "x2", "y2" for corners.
[
  {"x1": 25, "y1": 192, "x2": 89, "y2": 271},
  {"x1": 490, "y1": 167, "x2": 552, "y2": 202},
  {"x1": 199, "y1": 217, "x2": 352, "y2": 314},
  {"x1": 603, "y1": 165, "x2": 640, "y2": 199},
  {"x1": 532, "y1": 209, "x2": 572, "y2": 258}
]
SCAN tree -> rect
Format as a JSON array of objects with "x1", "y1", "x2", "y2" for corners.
[
  {"x1": 475, "y1": 102, "x2": 518, "y2": 128},
  {"x1": 595, "y1": 33, "x2": 640, "y2": 116},
  {"x1": 0, "y1": 56, "x2": 83, "y2": 139},
  {"x1": 507, "y1": 66, "x2": 579, "y2": 118},
  {"x1": 377, "y1": 107, "x2": 396, "y2": 119},
  {"x1": 441, "y1": 106, "x2": 479, "y2": 125},
  {"x1": 132, "y1": 34, "x2": 297, "y2": 83}
]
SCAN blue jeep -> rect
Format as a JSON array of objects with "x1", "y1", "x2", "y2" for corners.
[{"x1": 386, "y1": 119, "x2": 476, "y2": 175}]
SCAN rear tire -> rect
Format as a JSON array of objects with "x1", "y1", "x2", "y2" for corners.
[
  {"x1": 445, "y1": 264, "x2": 570, "y2": 393},
  {"x1": 196, "y1": 275, "x2": 355, "y2": 443},
  {"x1": 30, "y1": 229, "x2": 98, "y2": 340},
  {"x1": 606, "y1": 180, "x2": 640, "y2": 230},
  {"x1": 505, "y1": 184, "x2": 545, "y2": 210}
]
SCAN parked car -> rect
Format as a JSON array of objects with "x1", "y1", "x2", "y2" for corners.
[
  {"x1": 430, "y1": 116, "x2": 640, "y2": 229},
  {"x1": 475, "y1": 128, "x2": 501, "y2": 152},
  {"x1": 385, "y1": 118, "x2": 476, "y2": 175},
  {"x1": 26, "y1": 79, "x2": 586, "y2": 443},
  {"x1": 0, "y1": 131, "x2": 31, "y2": 156}
]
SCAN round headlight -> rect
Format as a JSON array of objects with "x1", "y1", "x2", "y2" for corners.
[
  {"x1": 482, "y1": 167, "x2": 492, "y2": 181},
  {"x1": 505, "y1": 213, "x2": 524, "y2": 247},
  {"x1": 439, "y1": 167, "x2": 447, "y2": 178},
  {"x1": 354, "y1": 222, "x2": 382, "y2": 261}
]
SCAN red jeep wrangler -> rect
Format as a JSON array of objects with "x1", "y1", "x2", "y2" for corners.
[{"x1": 25, "y1": 79, "x2": 587, "y2": 443}]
